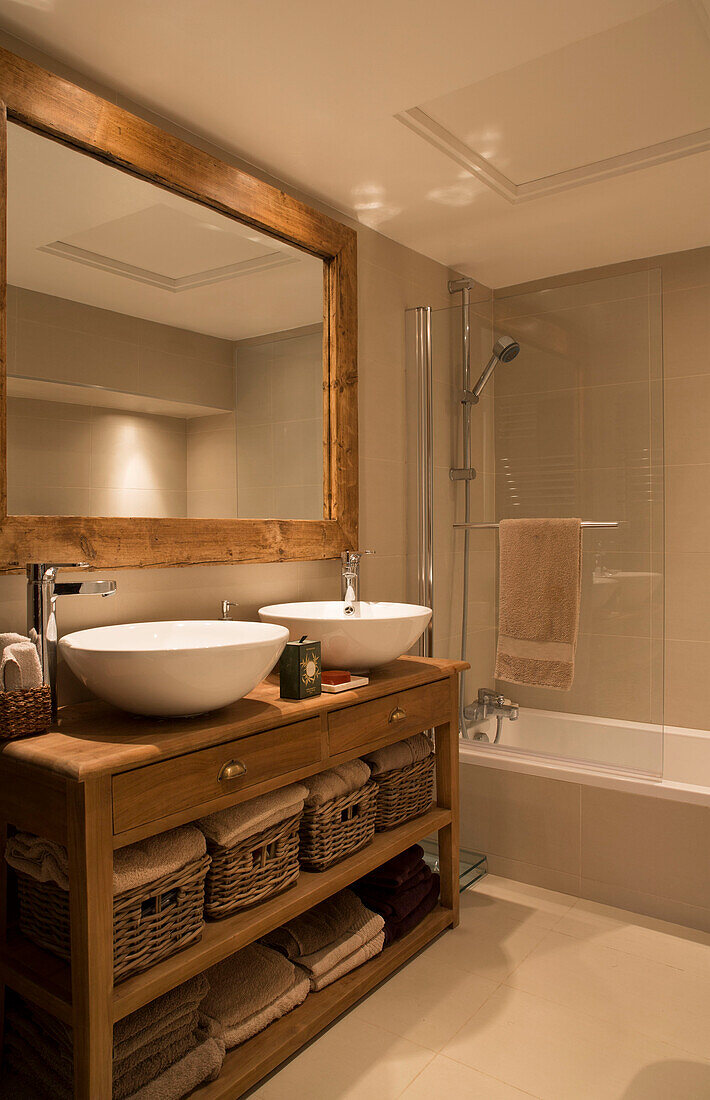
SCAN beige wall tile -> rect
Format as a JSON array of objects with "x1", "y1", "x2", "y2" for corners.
[
  {"x1": 665, "y1": 639, "x2": 710, "y2": 728},
  {"x1": 89, "y1": 487, "x2": 186, "y2": 518},
  {"x1": 580, "y1": 878, "x2": 710, "y2": 935},
  {"x1": 663, "y1": 285, "x2": 710, "y2": 378},
  {"x1": 483, "y1": 854, "x2": 581, "y2": 897},
  {"x1": 459, "y1": 764, "x2": 581, "y2": 876},
  {"x1": 665, "y1": 463, "x2": 710, "y2": 553},
  {"x1": 186, "y1": 428, "x2": 236, "y2": 495},
  {"x1": 665, "y1": 553, "x2": 710, "y2": 642},
  {"x1": 359, "y1": 458, "x2": 407, "y2": 557},
  {"x1": 664, "y1": 374, "x2": 710, "y2": 464},
  {"x1": 90, "y1": 410, "x2": 187, "y2": 492},
  {"x1": 581, "y1": 785, "x2": 710, "y2": 911}
]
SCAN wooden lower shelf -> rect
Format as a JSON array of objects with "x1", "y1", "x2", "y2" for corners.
[
  {"x1": 193, "y1": 905, "x2": 454, "y2": 1099},
  {"x1": 114, "y1": 806, "x2": 451, "y2": 1021}
]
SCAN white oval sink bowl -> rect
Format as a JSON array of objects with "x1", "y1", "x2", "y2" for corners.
[
  {"x1": 59, "y1": 620, "x2": 289, "y2": 717},
  {"x1": 258, "y1": 601, "x2": 432, "y2": 672}
]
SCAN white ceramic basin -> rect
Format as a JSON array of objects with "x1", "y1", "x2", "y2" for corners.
[
  {"x1": 59, "y1": 620, "x2": 289, "y2": 717},
  {"x1": 258, "y1": 601, "x2": 432, "y2": 672}
]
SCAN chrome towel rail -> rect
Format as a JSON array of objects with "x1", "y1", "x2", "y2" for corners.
[{"x1": 454, "y1": 520, "x2": 619, "y2": 530}]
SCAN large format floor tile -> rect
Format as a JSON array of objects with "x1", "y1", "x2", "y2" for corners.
[{"x1": 251, "y1": 875, "x2": 710, "y2": 1099}]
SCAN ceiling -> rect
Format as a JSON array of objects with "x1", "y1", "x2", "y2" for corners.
[
  {"x1": 0, "y1": 0, "x2": 708, "y2": 287},
  {"x1": 7, "y1": 122, "x2": 322, "y2": 339}
]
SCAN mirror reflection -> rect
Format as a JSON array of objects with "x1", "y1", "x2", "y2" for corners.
[{"x1": 5, "y1": 122, "x2": 325, "y2": 520}]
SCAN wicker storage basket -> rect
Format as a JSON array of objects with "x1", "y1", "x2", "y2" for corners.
[
  {"x1": 16, "y1": 852, "x2": 210, "y2": 982},
  {"x1": 0, "y1": 685, "x2": 52, "y2": 741},
  {"x1": 371, "y1": 754, "x2": 436, "y2": 832},
  {"x1": 299, "y1": 781, "x2": 377, "y2": 872},
  {"x1": 204, "y1": 811, "x2": 301, "y2": 919}
]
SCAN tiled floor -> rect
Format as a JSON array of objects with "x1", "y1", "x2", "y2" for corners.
[{"x1": 252, "y1": 876, "x2": 710, "y2": 1099}]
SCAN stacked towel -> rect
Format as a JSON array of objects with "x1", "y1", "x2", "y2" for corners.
[
  {"x1": 197, "y1": 782, "x2": 308, "y2": 848},
  {"x1": 3, "y1": 975, "x2": 225, "y2": 1099},
  {"x1": 4, "y1": 826, "x2": 207, "y2": 896},
  {"x1": 0, "y1": 633, "x2": 42, "y2": 692},
  {"x1": 302, "y1": 760, "x2": 371, "y2": 807},
  {"x1": 261, "y1": 888, "x2": 385, "y2": 991},
  {"x1": 353, "y1": 845, "x2": 440, "y2": 946},
  {"x1": 362, "y1": 734, "x2": 433, "y2": 776},
  {"x1": 201, "y1": 943, "x2": 309, "y2": 1048}
]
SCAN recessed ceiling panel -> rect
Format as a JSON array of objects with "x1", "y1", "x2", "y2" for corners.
[{"x1": 400, "y1": 0, "x2": 710, "y2": 201}]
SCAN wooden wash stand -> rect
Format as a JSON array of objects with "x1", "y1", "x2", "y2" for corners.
[{"x1": 0, "y1": 656, "x2": 464, "y2": 1098}]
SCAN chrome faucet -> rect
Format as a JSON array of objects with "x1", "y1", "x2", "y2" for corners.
[
  {"x1": 220, "y1": 600, "x2": 239, "y2": 620},
  {"x1": 464, "y1": 687, "x2": 519, "y2": 744},
  {"x1": 341, "y1": 550, "x2": 374, "y2": 615},
  {"x1": 26, "y1": 563, "x2": 117, "y2": 718}
]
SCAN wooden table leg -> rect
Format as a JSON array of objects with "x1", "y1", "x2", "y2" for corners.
[
  {"x1": 435, "y1": 672, "x2": 461, "y2": 927},
  {"x1": 67, "y1": 776, "x2": 113, "y2": 1099}
]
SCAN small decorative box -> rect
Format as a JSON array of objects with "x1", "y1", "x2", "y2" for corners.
[{"x1": 279, "y1": 637, "x2": 321, "y2": 699}]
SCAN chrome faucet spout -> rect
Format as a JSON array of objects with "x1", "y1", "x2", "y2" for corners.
[
  {"x1": 340, "y1": 550, "x2": 374, "y2": 613},
  {"x1": 26, "y1": 562, "x2": 117, "y2": 719}
]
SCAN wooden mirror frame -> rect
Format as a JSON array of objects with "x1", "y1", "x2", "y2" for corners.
[{"x1": 0, "y1": 48, "x2": 357, "y2": 572}]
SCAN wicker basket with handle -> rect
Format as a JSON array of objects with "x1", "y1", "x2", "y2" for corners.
[
  {"x1": 0, "y1": 685, "x2": 52, "y2": 741},
  {"x1": 15, "y1": 852, "x2": 210, "y2": 982},
  {"x1": 204, "y1": 811, "x2": 302, "y2": 920},
  {"x1": 371, "y1": 753, "x2": 436, "y2": 832},
  {"x1": 299, "y1": 781, "x2": 377, "y2": 872}
]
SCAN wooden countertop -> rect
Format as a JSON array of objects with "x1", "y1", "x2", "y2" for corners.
[{"x1": 0, "y1": 657, "x2": 466, "y2": 781}]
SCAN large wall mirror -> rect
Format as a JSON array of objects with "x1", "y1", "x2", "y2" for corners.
[
  {"x1": 7, "y1": 122, "x2": 325, "y2": 523},
  {"x1": 0, "y1": 48, "x2": 358, "y2": 569}
]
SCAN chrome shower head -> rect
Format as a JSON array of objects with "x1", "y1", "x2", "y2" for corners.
[
  {"x1": 492, "y1": 335, "x2": 520, "y2": 363},
  {"x1": 470, "y1": 335, "x2": 520, "y2": 401}
]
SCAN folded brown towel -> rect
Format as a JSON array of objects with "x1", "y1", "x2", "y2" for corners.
[
  {"x1": 495, "y1": 517, "x2": 582, "y2": 690},
  {"x1": 113, "y1": 826, "x2": 207, "y2": 895},
  {"x1": 309, "y1": 930, "x2": 385, "y2": 992},
  {"x1": 363, "y1": 734, "x2": 432, "y2": 776},
  {"x1": 205, "y1": 970, "x2": 310, "y2": 1049},
  {"x1": 297, "y1": 909, "x2": 384, "y2": 983},
  {"x1": 5, "y1": 827, "x2": 207, "y2": 896},
  {"x1": 360, "y1": 845, "x2": 425, "y2": 890},
  {"x1": 384, "y1": 875, "x2": 440, "y2": 946},
  {"x1": 197, "y1": 783, "x2": 308, "y2": 849},
  {"x1": 114, "y1": 973, "x2": 208, "y2": 1051},
  {"x1": 114, "y1": 1029, "x2": 200, "y2": 1100},
  {"x1": 303, "y1": 760, "x2": 371, "y2": 808},
  {"x1": 5, "y1": 832, "x2": 70, "y2": 891},
  {"x1": 356, "y1": 866, "x2": 434, "y2": 922},
  {"x1": 201, "y1": 944, "x2": 296, "y2": 1028},
  {"x1": 127, "y1": 1024, "x2": 225, "y2": 1100},
  {"x1": 261, "y1": 888, "x2": 367, "y2": 958}
]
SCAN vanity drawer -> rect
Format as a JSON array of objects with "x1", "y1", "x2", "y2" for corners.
[
  {"x1": 112, "y1": 718, "x2": 322, "y2": 834},
  {"x1": 328, "y1": 680, "x2": 450, "y2": 757}
]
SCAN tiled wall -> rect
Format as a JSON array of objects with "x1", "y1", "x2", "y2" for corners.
[
  {"x1": 461, "y1": 763, "x2": 710, "y2": 933},
  {"x1": 491, "y1": 270, "x2": 664, "y2": 726},
  {"x1": 235, "y1": 327, "x2": 323, "y2": 520}
]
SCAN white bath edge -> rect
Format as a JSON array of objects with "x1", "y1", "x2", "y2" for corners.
[{"x1": 459, "y1": 723, "x2": 710, "y2": 809}]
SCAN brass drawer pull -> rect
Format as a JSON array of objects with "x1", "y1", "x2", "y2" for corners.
[
  {"x1": 218, "y1": 759, "x2": 247, "y2": 781},
  {"x1": 389, "y1": 706, "x2": 407, "y2": 723}
]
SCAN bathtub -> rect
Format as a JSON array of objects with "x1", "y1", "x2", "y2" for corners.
[{"x1": 459, "y1": 707, "x2": 710, "y2": 808}]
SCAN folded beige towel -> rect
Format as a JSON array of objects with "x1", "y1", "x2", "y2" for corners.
[
  {"x1": 5, "y1": 826, "x2": 206, "y2": 896},
  {"x1": 261, "y1": 888, "x2": 370, "y2": 959},
  {"x1": 0, "y1": 632, "x2": 29, "y2": 654},
  {"x1": 113, "y1": 826, "x2": 206, "y2": 895},
  {"x1": 309, "y1": 930, "x2": 385, "y2": 992},
  {"x1": 127, "y1": 1025, "x2": 225, "y2": 1100},
  {"x1": 205, "y1": 971, "x2": 310, "y2": 1049},
  {"x1": 114, "y1": 973, "x2": 208, "y2": 1050},
  {"x1": 201, "y1": 944, "x2": 297, "y2": 1027},
  {"x1": 197, "y1": 782, "x2": 308, "y2": 849},
  {"x1": 1, "y1": 640, "x2": 43, "y2": 691},
  {"x1": 495, "y1": 518, "x2": 582, "y2": 691},
  {"x1": 5, "y1": 831, "x2": 70, "y2": 890},
  {"x1": 363, "y1": 734, "x2": 433, "y2": 776},
  {"x1": 303, "y1": 760, "x2": 371, "y2": 808},
  {"x1": 297, "y1": 908, "x2": 384, "y2": 977}
]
